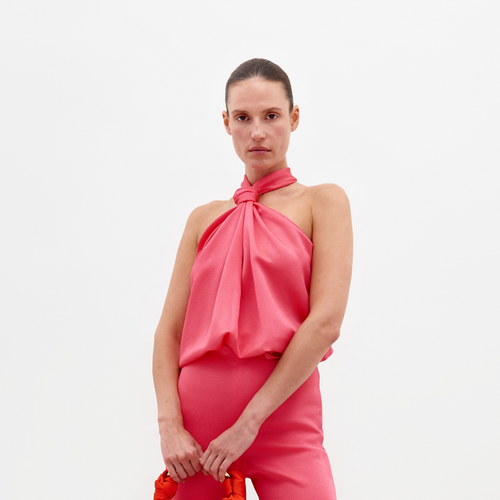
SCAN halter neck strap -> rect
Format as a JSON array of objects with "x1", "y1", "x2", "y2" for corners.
[{"x1": 233, "y1": 167, "x2": 297, "y2": 204}]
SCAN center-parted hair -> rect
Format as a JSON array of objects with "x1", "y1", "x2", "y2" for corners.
[{"x1": 225, "y1": 58, "x2": 294, "y2": 113}]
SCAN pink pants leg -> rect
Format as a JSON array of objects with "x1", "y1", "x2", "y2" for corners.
[{"x1": 176, "y1": 346, "x2": 337, "y2": 500}]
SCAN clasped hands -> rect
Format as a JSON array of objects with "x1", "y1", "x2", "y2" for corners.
[{"x1": 161, "y1": 418, "x2": 259, "y2": 483}]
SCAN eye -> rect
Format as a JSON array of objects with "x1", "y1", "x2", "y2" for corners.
[
  {"x1": 267, "y1": 113, "x2": 279, "y2": 120},
  {"x1": 235, "y1": 115, "x2": 248, "y2": 122}
]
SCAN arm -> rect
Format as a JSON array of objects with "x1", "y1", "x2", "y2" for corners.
[
  {"x1": 201, "y1": 184, "x2": 353, "y2": 481},
  {"x1": 152, "y1": 207, "x2": 205, "y2": 482}
]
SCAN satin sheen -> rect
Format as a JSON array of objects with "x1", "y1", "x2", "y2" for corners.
[{"x1": 179, "y1": 167, "x2": 333, "y2": 368}]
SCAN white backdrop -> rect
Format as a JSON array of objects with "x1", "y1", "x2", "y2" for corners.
[{"x1": 1, "y1": 1, "x2": 499, "y2": 499}]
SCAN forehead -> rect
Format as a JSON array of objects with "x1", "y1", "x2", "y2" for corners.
[{"x1": 227, "y1": 78, "x2": 288, "y2": 112}]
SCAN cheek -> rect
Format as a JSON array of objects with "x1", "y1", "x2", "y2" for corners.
[
  {"x1": 276, "y1": 127, "x2": 291, "y2": 147},
  {"x1": 231, "y1": 130, "x2": 246, "y2": 148}
]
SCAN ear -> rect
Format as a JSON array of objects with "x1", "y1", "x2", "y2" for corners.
[
  {"x1": 290, "y1": 105, "x2": 300, "y2": 132},
  {"x1": 222, "y1": 110, "x2": 232, "y2": 135}
]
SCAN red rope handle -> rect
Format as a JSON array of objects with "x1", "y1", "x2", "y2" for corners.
[{"x1": 154, "y1": 469, "x2": 246, "y2": 499}]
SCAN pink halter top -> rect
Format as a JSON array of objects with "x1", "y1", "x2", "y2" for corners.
[{"x1": 179, "y1": 167, "x2": 333, "y2": 368}]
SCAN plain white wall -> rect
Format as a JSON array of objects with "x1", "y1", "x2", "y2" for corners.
[{"x1": 1, "y1": 1, "x2": 499, "y2": 499}]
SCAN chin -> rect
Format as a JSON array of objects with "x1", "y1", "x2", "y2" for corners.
[
  {"x1": 246, "y1": 162, "x2": 272, "y2": 170},
  {"x1": 244, "y1": 157, "x2": 276, "y2": 169}
]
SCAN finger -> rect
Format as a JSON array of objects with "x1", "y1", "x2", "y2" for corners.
[
  {"x1": 183, "y1": 458, "x2": 198, "y2": 476},
  {"x1": 201, "y1": 451, "x2": 217, "y2": 477},
  {"x1": 165, "y1": 462, "x2": 183, "y2": 483},
  {"x1": 217, "y1": 457, "x2": 233, "y2": 483},
  {"x1": 199, "y1": 448, "x2": 209, "y2": 467},
  {"x1": 176, "y1": 451, "x2": 198, "y2": 477},
  {"x1": 199, "y1": 453, "x2": 209, "y2": 475},
  {"x1": 190, "y1": 445, "x2": 203, "y2": 473},
  {"x1": 194, "y1": 441, "x2": 204, "y2": 457},
  {"x1": 194, "y1": 442, "x2": 204, "y2": 469},
  {"x1": 191, "y1": 456, "x2": 202, "y2": 473},
  {"x1": 176, "y1": 463, "x2": 190, "y2": 481},
  {"x1": 189, "y1": 458, "x2": 202, "y2": 474},
  {"x1": 209, "y1": 453, "x2": 226, "y2": 482}
]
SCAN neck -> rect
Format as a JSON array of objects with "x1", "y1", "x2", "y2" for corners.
[{"x1": 244, "y1": 158, "x2": 289, "y2": 185}]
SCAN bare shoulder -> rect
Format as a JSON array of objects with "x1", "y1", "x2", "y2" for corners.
[
  {"x1": 302, "y1": 183, "x2": 352, "y2": 244},
  {"x1": 304, "y1": 182, "x2": 351, "y2": 213},
  {"x1": 305, "y1": 183, "x2": 353, "y2": 253},
  {"x1": 186, "y1": 199, "x2": 234, "y2": 244},
  {"x1": 306, "y1": 182, "x2": 349, "y2": 200}
]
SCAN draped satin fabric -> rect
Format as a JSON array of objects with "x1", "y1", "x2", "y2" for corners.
[{"x1": 179, "y1": 167, "x2": 333, "y2": 368}]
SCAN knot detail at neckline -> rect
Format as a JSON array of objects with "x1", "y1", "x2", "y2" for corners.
[
  {"x1": 231, "y1": 167, "x2": 298, "y2": 206},
  {"x1": 233, "y1": 186, "x2": 259, "y2": 204}
]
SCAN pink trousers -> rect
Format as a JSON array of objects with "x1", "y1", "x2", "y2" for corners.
[{"x1": 176, "y1": 346, "x2": 337, "y2": 499}]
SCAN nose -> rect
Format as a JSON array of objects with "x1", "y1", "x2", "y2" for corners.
[{"x1": 250, "y1": 119, "x2": 265, "y2": 141}]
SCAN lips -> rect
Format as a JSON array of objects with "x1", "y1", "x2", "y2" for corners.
[{"x1": 249, "y1": 147, "x2": 270, "y2": 152}]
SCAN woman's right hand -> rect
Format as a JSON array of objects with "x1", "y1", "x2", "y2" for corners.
[{"x1": 160, "y1": 422, "x2": 204, "y2": 483}]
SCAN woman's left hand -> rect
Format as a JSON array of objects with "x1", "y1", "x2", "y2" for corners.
[{"x1": 200, "y1": 417, "x2": 259, "y2": 482}]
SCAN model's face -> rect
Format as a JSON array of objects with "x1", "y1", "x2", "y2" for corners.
[{"x1": 223, "y1": 78, "x2": 299, "y2": 173}]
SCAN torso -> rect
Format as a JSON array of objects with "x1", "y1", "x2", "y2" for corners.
[{"x1": 196, "y1": 182, "x2": 314, "y2": 245}]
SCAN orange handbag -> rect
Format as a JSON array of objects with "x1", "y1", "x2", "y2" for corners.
[{"x1": 154, "y1": 469, "x2": 246, "y2": 500}]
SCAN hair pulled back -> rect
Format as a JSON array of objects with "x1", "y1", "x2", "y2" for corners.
[{"x1": 225, "y1": 58, "x2": 294, "y2": 113}]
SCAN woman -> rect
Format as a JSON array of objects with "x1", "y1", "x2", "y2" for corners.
[{"x1": 152, "y1": 58, "x2": 353, "y2": 499}]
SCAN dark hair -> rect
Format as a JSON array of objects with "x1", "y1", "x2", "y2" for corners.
[{"x1": 225, "y1": 58, "x2": 294, "y2": 113}]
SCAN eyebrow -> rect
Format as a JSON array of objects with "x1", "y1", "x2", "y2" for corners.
[{"x1": 231, "y1": 107, "x2": 283, "y2": 115}]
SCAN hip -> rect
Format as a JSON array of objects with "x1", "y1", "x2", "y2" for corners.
[{"x1": 177, "y1": 345, "x2": 325, "y2": 448}]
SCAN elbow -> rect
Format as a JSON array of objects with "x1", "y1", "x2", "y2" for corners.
[
  {"x1": 307, "y1": 302, "x2": 345, "y2": 345},
  {"x1": 330, "y1": 326, "x2": 341, "y2": 344},
  {"x1": 311, "y1": 316, "x2": 341, "y2": 345},
  {"x1": 323, "y1": 325, "x2": 341, "y2": 345}
]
